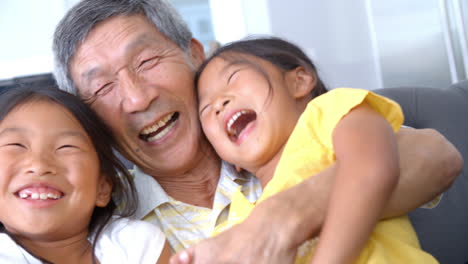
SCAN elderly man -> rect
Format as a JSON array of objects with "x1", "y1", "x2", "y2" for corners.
[{"x1": 53, "y1": 0, "x2": 461, "y2": 263}]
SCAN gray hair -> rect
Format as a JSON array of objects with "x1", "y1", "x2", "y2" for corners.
[{"x1": 53, "y1": 0, "x2": 193, "y2": 94}]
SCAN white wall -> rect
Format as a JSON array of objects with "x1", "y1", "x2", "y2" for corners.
[
  {"x1": 0, "y1": 0, "x2": 213, "y2": 81},
  {"x1": 209, "y1": 0, "x2": 382, "y2": 89},
  {"x1": 208, "y1": 0, "x2": 272, "y2": 43},
  {"x1": 269, "y1": 0, "x2": 382, "y2": 89},
  {"x1": 0, "y1": 0, "x2": 77, "y2": 80},
  {"x1": 2, "y1": 0, "x2": 381, "y2": 89}
]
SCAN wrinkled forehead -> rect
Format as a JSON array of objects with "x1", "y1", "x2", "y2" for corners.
[{"x1": 70, "y1": 15, "x2": 175, "y2": 89}]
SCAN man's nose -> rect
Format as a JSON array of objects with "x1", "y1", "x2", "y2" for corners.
[
  {"x1": 120, "y1": 71, "x2": 159, "y2": 113},
  {"x1": 25, "y1": 152, "x2": 57, "y2": 177}
]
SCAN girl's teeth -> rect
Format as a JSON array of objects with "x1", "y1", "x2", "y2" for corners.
[
  {"x1": 18, "y1": 192, "x2": 62, "y2": 200},
  {"x1": 227, "y1": 110, "x2": 248, "y2": 134}
]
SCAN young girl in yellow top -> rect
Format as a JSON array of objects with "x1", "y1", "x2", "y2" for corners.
[
  {"x1": 194, "y1": 37, "x2": 438, "y2": 264},
  {"x1": 0, "y1": 86, "x2": 171, "y2": 263}
]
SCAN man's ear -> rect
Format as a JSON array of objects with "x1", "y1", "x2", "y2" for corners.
[
  {"x1": 95, "y1": 174, "x2": 112, "y2": 208},
  {"x1": 189, "y1": 38, "x2": 206, "y2": 68},
  {"x1": 286, "y1": 66, "x2": 317, "y2": 100}
]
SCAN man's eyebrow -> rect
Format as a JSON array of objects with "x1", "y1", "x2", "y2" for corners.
[
  {"x1": 81, "y1": 34, "x2": 154, "y2": 86},
  {"x1": 124, "y1": 34, "x2": 153, "y2": 54},
  {"x1": 82, "y1": 67, "x2": 100, "y2": 88}
]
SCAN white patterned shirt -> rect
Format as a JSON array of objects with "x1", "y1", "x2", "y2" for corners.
[{"x1": 132, "y1": 161, "x2": 262, "y2": 253}]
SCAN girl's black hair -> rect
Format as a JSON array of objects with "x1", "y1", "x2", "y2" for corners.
[
  {"x1": 195, "y1": 36, "x2": 328, "y2": 98},
  {"x1": 0, "y1": 85, "x2": 138, "y2": 263}
]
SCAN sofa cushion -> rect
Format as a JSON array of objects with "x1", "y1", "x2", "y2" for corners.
[{"x1": 374, "y1": 81, "x2": 468, "y2": 264}]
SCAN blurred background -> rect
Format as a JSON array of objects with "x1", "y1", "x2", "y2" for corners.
[{"x1": 1, "y1": 0, "x2": 467, "y2": 90}]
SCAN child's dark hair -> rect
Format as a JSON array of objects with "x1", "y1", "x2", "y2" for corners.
[
  {"x1": 195, "y1": 36, "x2": 328, "y2": 98},
  {"x1": 0, "y1": 85, "x2": 138, "y2": 263}
]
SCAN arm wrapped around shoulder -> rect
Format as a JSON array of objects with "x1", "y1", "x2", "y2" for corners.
[{"x1": 382, "y1": 127, "x2": 462, "y2": 219}]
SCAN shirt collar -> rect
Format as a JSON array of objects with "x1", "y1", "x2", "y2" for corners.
[
  {"x1": 220, "y1": 161, "x2": 252, "y2": 184},
  {"x1": 132, "y1": 161, "x2": 253, "y2": 219},
  {"x1": 132, "y1": 165, "x2": 170, "y2": 219}
]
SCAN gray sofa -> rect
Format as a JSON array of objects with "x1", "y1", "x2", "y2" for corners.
[{"x1": 375, "y1": 81, "x2": 468, "y2": 264}]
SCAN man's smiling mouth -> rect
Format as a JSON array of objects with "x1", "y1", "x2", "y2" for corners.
[{"x1": 139, "y1": 112, "x2": 179, "y2": 142}]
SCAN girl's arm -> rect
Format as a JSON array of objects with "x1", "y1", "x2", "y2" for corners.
[
  {"x1": 311, "y1": 103, "x2": 400, "y2": 264},
  {"x1": 169, "y1": 127, "x2": 461, "y2": 264}
]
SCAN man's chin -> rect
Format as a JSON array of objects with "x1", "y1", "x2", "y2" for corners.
[{"x1": 134, "y1": 146, "x2": 201, "y2": 173}]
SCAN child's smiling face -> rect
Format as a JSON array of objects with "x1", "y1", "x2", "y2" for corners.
[
  {"x1": 197, "y1": 54, "x2": 312, "y2": 173},
  {"x1": 0, "y1": 100, "x2": 111, "y2": 241}
]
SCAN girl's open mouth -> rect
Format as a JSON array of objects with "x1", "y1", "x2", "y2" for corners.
[{"x1": 226, "y1": 109, "x2": 257, "y2": 142}]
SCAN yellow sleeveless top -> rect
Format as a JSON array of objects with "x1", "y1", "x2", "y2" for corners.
[{"x1": 213, "y1": 88, "x2": 438, "y2": 264}]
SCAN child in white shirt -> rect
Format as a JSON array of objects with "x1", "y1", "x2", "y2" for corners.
[{"x1": 0, "y1": 86, "x2": 170, "y2": 264}]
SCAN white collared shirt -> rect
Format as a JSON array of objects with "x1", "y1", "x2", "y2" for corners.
[
  {"x1": 132, "y1": 161, "x2": 262, "y2": 253},
  {"x1": 0, "y1": 218, "x2": 165, "y2": 264}
]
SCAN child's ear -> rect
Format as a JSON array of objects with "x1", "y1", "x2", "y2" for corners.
[
  {"x1": 95, "y1": 174, "x2": 112, "y2": 208},
  {"x1": 286, "y1": 66, "x2": 317, "y2": 99}
]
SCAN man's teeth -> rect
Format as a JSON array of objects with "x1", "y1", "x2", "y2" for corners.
[
  {"x1": 227, "y1": 110, "x2": 249, "y2": 134},
  {"x1": 141, "y1": 113, "x2": 174, "y2": 135},
  {"x1": 140, "y1": 112, "x2": 178, "y2": 142},
  {"x1": 18, "y1": 192, "x2": 62, "y2": 200},
  {"x1": 146, "y1": 121, "x2": 176, "y2": 142}
]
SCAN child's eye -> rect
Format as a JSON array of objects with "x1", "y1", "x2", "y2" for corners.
[
  {"x1": 227, "y1": 69, "x2": 241, "y2": 84},
  {"x1": 6, "y1": 143, "x2": 26, "y2": 148},
  {"x1": 199, "y1": 104, "x2": 210, "y2": 116},
  {"x1": 0, "y1": 143, "x2": 27, "y2": 151},
  {"x1": 57, "y1": 145, "x2": 77, "y2": 150}
]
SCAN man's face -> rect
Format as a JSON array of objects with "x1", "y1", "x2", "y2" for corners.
[{"x1": 70, "y1": 14, "x2": 206, "y2": 177}]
